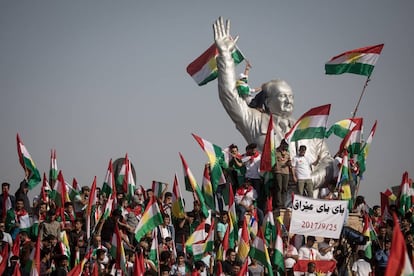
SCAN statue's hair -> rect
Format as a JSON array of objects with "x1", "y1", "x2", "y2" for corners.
[{"x1": 261, "y1": 79, "x2": 292, "y2": 112}]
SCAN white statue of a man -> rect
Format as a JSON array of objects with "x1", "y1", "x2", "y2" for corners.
[{"x1": 213, "y1": 17, "x2": 334, "y2": 189}]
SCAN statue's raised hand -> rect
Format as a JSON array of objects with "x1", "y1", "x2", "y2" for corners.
[{"x1": 213, "y1": 17, "x2": 238, "y2": 54}]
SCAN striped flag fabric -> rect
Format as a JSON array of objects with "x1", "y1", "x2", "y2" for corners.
[
  {"x1": 325, "y1": 118, "x2": 358, "y2": 138},
  {"x1": 325, "y1": 44, "x2": 384, "y2": 77},
  {"x1": 152, "y1": 180, "x2": 168, "y2": 199},
  {"x1": 112, "y1": 224, "x2": 127, "y2": 275},
  {"x1": 0, "y1": 244, "x2": 9, "y2": 275},
  {"x1": 216, "y1": 221, "x2": 230, "y2": 261},
  {"x1": 16, "y1": 134, "x2": 41, "y2": 190},
  {"x1": 148, "y1": 229, "x2": 159, "y2": 268},
  {"x1": 133, "y1": 252, "x2": 145, "y2": 276},
  {"x1": 49, "y1": 149, "x2": 58, "y2": 187},
  {"x1": 192, "y1": 133, "x2": 227, "y2": 191},
  {"x1": 186, "y1": 43, "x2": 244, "y2": 86},
  {"x1": 284, "y1": 104, "x2": 331, "y2": 142},
  {"x1": 40, "y1": 172, "x2": 51, "y2": 204},
  {"x1": 86, "y1": 176, "x2": 97, "y2": 240},
  {"x1": 385, "y1": 213, "x2": 414, "y2": 275},
  {"x1": 339, "y1": 117, "x2": 363, "y2": 157},
  {"x1": 191, "y1": 220, "x2": 215, "y2": 261},
  {"x1": 185, "y1": 219, "x2": 208, "y2": 252},
  {"x1": 124, "y1": 156, "x2": 136, "y2": 201},
  {"x1": 202, "y1": 165, "x2": 215, "y2": 210},
  {"x1": 399, "y1": 172, "x2": 412, "y2": 216},
  {"x1": 134, "y1": 196, "x2": 164, "y2": 242},
  {"x1": 260, "y1": 115, "x2": 276, "y2": 196},
  {"x1": 336, "y1": 150, "x2": 350, "y2": 187},
  {"x1": 237, "y1": 219, "x2": 250, "y2": 262},
  {"x1": 101, "y1": 159, "x2": 116, "y2": 200},
  {"x1": 172, "y1": 174, "x2": 185, "y2": 219},
  {"x1": 262, "y1": 197, "x2": 276, "y2": 247},
  {"x1": 60, "y1": 231, "x2": 71, "y2": 265},
  {"x1": 179, "y1": 153, "x2": 209, "y2": 218},
  {"x1": 359, "y1": 214, "x2": 372, "y2": 259},
  {"x1": 273, "y1": 223, "x2": 285, "y2": 275},
  {"x1": 228, "y1": 183, "x2": 238, "y2": 249},
  {"x1": 69, "y1": 178, "x2": 80, "y2": 202},
  {"x1": 358, "y1": 120, "x2": 377, "y2": 176},
  {"x1": 28, "y1": 234, "x2": 41, "y2": 276},
  {"x1": 54, "y1": 171, "x2": 69, "y2": 208},
  {"x1": 249, "y1": 228, "x2": 274, "y2": 276}
]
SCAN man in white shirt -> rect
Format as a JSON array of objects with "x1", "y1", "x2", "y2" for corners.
[
  {"x1": 298, "y1": 236, "x2": 321, "y2": 261},
  {"x1": 352, "y1": 250, "x2": 372, "y2": 276},
  {"x1": 292, "y1": 145, "x2": 318, "y2": 198}
]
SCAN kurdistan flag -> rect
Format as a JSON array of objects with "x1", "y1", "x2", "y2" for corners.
[
  {"x1": 172, "y1": 174, "x2": 185, "y2": 219},
  {"x1": 399, "y1": 171, "x2": 412, "y2": 216},
  {"x1": 339, "y1": 117, "x2": 363, "y2": 157},
  {"x1": 249, "y1": 228, "x2": 274, "y2": 276},
  {"x1": 385, "y1": 213, "x2": 414, "y2": 276},
  {"x1": 273, "y1": 223, "x2": 285, "y2": 275},
  {"x1": 325, "y1": 118, "x2": 358, "y2": 138},
  {"x1": 260, "y1": 115, "x2": 276, "y2": 196},
  {"x1": 101, "y1": 159, "x2": 116, "y2": 199},
  {"x1": 284, "y1": 104, "x2": 331, "y2": 142},
  {"x1": 179, "y1": 153, "x2": 209, "y2": 218},
  {"x1": 186, "y1": 43, "x2": 244, "y2": 86},
  {"x1": 359, "y1": 214, "x2": 372, "y2": 259},
  {"x1": 192, "y1": 133, "x2": 227, "y2": 191},
  {"x1": 262, "y1": 197, "x2": 276, "y2": 247},
  {"x1": 358, "y1": 120, "x2": 377, "y2": 177},
  {"x1": 202, "y1": 165, "x2": 215, "y2": 210},
  {"x1": 134, "y1": 196, "x2": 163, "y2": 242},
  {"x1": 16, "y1": 134, "x2": 41, "y2": 190},
  {"x1": 49, "y1": 149, "x2": 58, "y2": 186},
  {"x1": 325, "y1": 44, "x2": 384, "y2": 77},
  {"x1": 191, "y1": 220, "x2": 215, "y2": 261}
]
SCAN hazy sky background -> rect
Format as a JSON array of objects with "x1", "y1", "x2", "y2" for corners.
[{"x1": 1, "y1": 1, "x2": 413, "y2": 208}]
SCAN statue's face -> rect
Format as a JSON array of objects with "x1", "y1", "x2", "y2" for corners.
[{"x1": 266, "y1": 81, "x2": 294, "y2": 117}]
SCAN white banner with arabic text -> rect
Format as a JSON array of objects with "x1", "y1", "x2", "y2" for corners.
[{"x1": 289, "y1": 195, "x2": 348, "y2": 239}]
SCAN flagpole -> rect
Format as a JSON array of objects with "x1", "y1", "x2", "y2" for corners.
[
  {"x1": 352, "y1": 76, "x2": 370, "y2": 202},
  {"x1": 351, "y1": 76, "x2": 370, "y2": 118}
]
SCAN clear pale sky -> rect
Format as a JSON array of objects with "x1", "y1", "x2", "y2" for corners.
[{"x1": 1, "y1": 1, "x2": 413, "y2": 207}]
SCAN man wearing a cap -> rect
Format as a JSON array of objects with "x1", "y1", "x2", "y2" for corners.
[
  {"x1": 298, "y1": 236, "x2": 322, "y2": 261},
  {"x1": 236, "y1": 62, "x2": 262, "y2": 107}
]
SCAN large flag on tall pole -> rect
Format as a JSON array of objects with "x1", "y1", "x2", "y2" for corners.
[
  {"x1": 325, "y1": 118, "x2": 358, "y2": 139},
  {"x1": 284, "y1": 104, "x2": 331, "y2": 142},
  {"x1": 325, "y1": 44, "x2": 384, "y2": 77},
  {"x1": 192, "y1": 133, "x2": 227, "y2": 191},
  {"x1": 179, "y1": 153, "x2": 209, "y2": 218},
  {"x1": 134, "y1": 196, "x2": 164, "y2": 242},
  {"x1": 385, "y1": 213, "x2": 414, "y2": 276},
  {"x1": 16, "y1": 134, "x2": 41, "y2": 190},
  {"x1": 186, "y1": 43, "x2": 244, "y2": 86}
]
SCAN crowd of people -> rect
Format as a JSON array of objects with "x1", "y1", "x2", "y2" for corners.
[{"x1": 0, "y1": 136, "x2": 411, "y2": 276}]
